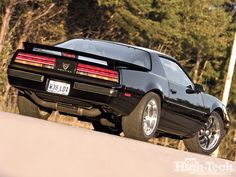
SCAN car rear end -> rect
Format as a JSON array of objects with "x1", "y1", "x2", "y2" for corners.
[{"x1": 8, "y1": 39, "x2": 151, "y2": 117}]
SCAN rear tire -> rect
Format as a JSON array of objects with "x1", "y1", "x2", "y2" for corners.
[
  {"x1": 122, "y1": 92, "x2": 161, "y2": 141},
  {"x1": 183, "y1": 111, "x2": 224, "y2": 155},
  {"x1": 18, "y1": 93, "x2": 51, "y2": 120},
  {"x1": 92, "y1": 121, "x2": 122, "y2": 135}
]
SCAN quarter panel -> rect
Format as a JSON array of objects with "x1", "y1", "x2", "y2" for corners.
[
  {"x1": 119, "y1": 63, "x2": 169, "y2": 117},
  {"x1": 120, "y1": 70, "x2": 169, "y2": 99}
]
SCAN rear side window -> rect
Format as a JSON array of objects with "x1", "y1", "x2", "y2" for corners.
[{"x1": 160, "y1": 57, "x2": 192, "y2": 86}]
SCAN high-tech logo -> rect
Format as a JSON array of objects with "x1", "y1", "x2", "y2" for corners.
[{"x1": 62, "y1": 63, "x2": 70, "y2": 71}]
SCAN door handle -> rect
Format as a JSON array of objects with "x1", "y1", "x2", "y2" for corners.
[{"x1": 170, "y1": 89, "x2": 177, "y2": 94}]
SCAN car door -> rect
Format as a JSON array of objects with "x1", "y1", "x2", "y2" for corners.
[{"x1": 159, "y1": 57, "x2": 206, "y2": 136}]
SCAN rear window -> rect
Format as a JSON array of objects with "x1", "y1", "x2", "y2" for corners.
[{"x1": 56, "y1": 39, "x2": 151, "y2": 69}]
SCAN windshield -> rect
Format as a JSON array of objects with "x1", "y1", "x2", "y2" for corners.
[{"x1": 56, "y1": 39, "x2": 151, "y2": 69}]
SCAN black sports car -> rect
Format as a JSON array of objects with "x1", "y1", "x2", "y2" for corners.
[{"x1": 7, "y1": 39, "x2": 230, "y2": 155}]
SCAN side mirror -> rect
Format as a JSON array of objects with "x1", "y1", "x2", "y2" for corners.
[
  {"x1": 186, "y1": 84, "x2": 204, "y2": 94},
  {"x1": 194, "y1": 84, "x2": 204, "y2": 93},
  {"x1": 186, "y1": 85, "x2": 195, "y2": 94}
]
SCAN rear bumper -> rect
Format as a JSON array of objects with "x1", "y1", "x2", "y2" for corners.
[
  {"x1": 8, "y1": 69, "x2": 118, "y2": 97},
  {"x1": 8, "y1": 65, "x2": 141, "y2": 116}
]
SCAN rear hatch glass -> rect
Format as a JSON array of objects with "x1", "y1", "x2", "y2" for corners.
[{"x1": 55, "y1": 39, "x2": 151, "y2": 70}]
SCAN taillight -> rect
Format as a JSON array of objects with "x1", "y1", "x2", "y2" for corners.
[
  {"x1": 15, "y1": 52, "x2": 56, "y2": 69},
  {"x1": 77, "y1": 63, "x2": 119, "y2": 83}
]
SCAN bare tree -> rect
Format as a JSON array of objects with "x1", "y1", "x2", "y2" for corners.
[{"x1": 0, "y1": 0, "x2": 16, "y2": 54}]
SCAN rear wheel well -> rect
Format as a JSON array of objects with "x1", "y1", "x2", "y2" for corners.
[
  {"x1": 122, "y1": 92, "x2": 161, "y2": 141},
  {"x1": 147, "y1": 89, "x2": 163, "y2": 106}
]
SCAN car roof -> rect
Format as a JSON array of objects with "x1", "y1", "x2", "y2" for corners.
[
  {"x1": 100, "y1": 39, "x2": 193, "y2": 82},
  {"x1": 80, "y1": 38, "x2": 177, "y2": 61}
]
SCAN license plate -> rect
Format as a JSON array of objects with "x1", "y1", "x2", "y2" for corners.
[{"x1": 47, "y1": 80, "x2": 70, "y2": 95}]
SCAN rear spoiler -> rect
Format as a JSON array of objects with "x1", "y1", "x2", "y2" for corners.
[{"x1": 23, "y1": 42, "x2": 150, "y2": 71}]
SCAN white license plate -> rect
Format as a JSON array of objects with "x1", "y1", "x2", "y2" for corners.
[{"x1": 47, "y1": 80, "x2": 70, "y2": 95}]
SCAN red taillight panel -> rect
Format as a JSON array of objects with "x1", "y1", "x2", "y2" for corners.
[
  {"x1": 15, "y1": 52, "x2": 56, "y2": 69},
  {"x1": 77, "y1": 63, "x2": 119, "y2": 83},
  {"x1": 14, "y1": 52, "x2": 119, "y2": 83}
]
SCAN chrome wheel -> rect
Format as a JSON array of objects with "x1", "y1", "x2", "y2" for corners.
[
  {"x1": 198, "y1": 115, "x2": 221, "y2": 151},
  {"x1": 142, "y1": 99, "x2": 158, "y2": 136}
]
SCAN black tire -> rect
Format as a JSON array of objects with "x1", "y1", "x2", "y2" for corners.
[
  {"x1": 18, "y1": 93, "x2": 51, "y2": 120},
  {"x1": 183, "y1": 111, "x2": 224, "y2": 155},
  {"x1": 122, "y1": 92, "x2": 161, "y2": 141},
  {"x1": 92, "y1": 121, "x2": 122, "y2": 135}
]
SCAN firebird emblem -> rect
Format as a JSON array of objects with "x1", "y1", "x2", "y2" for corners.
[{"x1": 62, "y1": 63, "x2": 70, "y2": 70}]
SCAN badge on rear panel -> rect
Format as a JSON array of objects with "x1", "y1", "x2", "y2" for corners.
[{"x1": 56, "y1": 59, "x2": 76, "y2": 73}]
